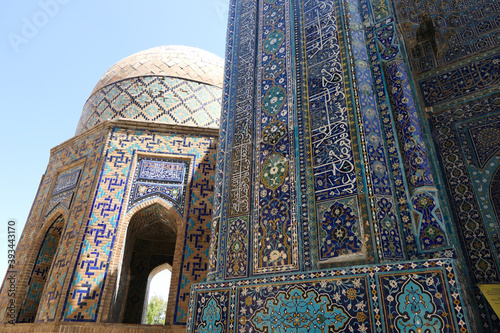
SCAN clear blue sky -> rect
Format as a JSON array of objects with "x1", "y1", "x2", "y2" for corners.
[{"x1": 0, "y1": 0, "x2": 228, "y2": 284}]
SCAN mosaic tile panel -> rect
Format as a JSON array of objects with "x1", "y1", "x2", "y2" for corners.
[
  {"x1": 17, "y1": 215, "x2": 65, "y2": 323},
  {"x1": 76, "y1": 77, "x2": 222, "y2": 135},
  {"x1": 419, "y1": 52, "x2": 500, "y2": 106},
  {"x1": 316, "y1": 196, "x2": 364, "y2": 261},
  {"x1": 45, "y1": 166, "x2": 82, "y2": 218},
  {"x1": 383, "y1": 59, "x2": 435, "y2": 191},
  {"x1": 252, "y1": 0, "x2": 299, "y2": 275},
  {"x1": 303, "y1": 0, "x2": 358, "y2": 201},
  {"x1": 191, "y1": 290, "x2": 230, "y2": 333},
  {"x1": 187, "y1": 259, "x2": 471, "y2": 333},
  {"x1": 239, "y1": 277, "x2": 371, "y2": 332},
  {"x1": 343, "y1": 0, "x2": 404, "y2": 261},
  {"x1": 294, "y1": 0, "x2": 376, "y2": 267},
  {"x1": 0, "y1": 129, "x2": 108, "y2": 323},
  {"x1": 45, "y1": 191, "x2": 73, "y2": 218},
  {"x1": 128, "y1": 157, "x2": 190, "y2": 217},
  {"x1": 213, "y1": 0, "x2": 258, "y2": 281},
  {"x1": 431, "y1": 95, "x2": 500, "y2": 284},
  {"x1": 226, "y1": 0, "x2": 256, "y2": 219},
  {"x1": 411, "y1": 190, "x2": 448, "y2": 251},
  {"x1": 224, "y1": 216, "x2": 248, "y2": 278},
  {"x1": 456, "y1": 112, "x2": 500, "y2": 169},
  {"x1": 361, "y1": 14, "x2": 417, "y2": 258},
  {"x1": 53, "y1": 168, "x2": 81, "y2": 195},
  {"x1": 379, "y1": 271, "x2": 458, "y2": 333},
  {"x1": 33, "y1": 132, "x2": 107, "y2": 323},
  {"x1": 373, "y1": 24, "x2": 451, "y2": 254},
  {"x1": 61, "y1": 128, "x2": 217, "y2": 324},
  {"x1": 206, "y1": 0, "x2": 237, "y2": 281},
  {"x1": 392, "y1": 0, "x2": 500, "y2": 74}
]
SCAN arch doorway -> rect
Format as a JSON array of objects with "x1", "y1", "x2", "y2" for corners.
[
  {"x1": 114, "y1": 203, "x2": 178, "y2": 324},
  {"x1": 17, "y1": 214, "x2": 65, "y2": 322}
]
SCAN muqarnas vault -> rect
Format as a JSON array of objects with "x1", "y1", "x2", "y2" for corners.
[
  {"x1": 0, "y1": 46, "x2": 224, "y2": 331},
  {"x1": 188, "y1": 0, "x2": 500, "y2": 332}
]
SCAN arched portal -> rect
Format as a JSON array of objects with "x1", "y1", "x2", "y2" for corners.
[
  {"x1": 17, "y1": 214, "x2": 65, "y2": 323},
  {"x1": 114, "y1": 203, "x2": 178, "y2": 324}
]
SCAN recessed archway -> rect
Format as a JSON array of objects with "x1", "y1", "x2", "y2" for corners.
[
  {"x1": 17, "y1": 214, "x2": 66, "y2": 323},
  {"x1": 112, "y1": 202, "x2": 179, "y2": 324}
]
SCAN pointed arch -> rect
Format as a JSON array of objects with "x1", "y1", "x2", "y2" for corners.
[
  {"x1": 104, "y1": 198, "x2": 184, "y2": 324},
  {"x1": 16, "y1": 211, "x2": 68, "y2": 322}
]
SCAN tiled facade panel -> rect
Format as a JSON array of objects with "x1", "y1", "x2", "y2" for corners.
[
  {"x1": 188, "y1": 259, "x2": 469, "y2": 333},
  {"x1": 61, "y1": 127, "x2": 217, "y2": 324},
  {"x1": 392, "y1": 0, "x2": 500, "y2": 74},
  {"x1": 193, "y1": 0, "x2": 476, "y2": 331},
  {"x1": 0, "y1": 127, "x2": 108, "y2": 324}
]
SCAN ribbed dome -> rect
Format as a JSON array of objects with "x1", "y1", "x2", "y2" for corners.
[
  {"x1": 90, "y1": 45, "x2": 224, "y2": 96},
  {"x1": 75, "y1": 46, "x2": 224, "y2": 135}
]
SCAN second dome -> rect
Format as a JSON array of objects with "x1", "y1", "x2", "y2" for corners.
[{"x1": 76, "y1": 45, "x2": 224, "y2": 135}]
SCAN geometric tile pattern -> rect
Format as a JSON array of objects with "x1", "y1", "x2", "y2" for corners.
[
  {"x1": 431, "y1": 95, "x2": 500, "y2": 284},
  {"x1": 17, "y1": 215, "x2": 65, "y2": 323},
  {"x1": 393, "y1": 0, "x2": 500, "y2": 74},
  {"x1": 61, "y1": 127, "x2": 217, "y2": 324},
  {"x1": 187, "y1": 259, "x2": 470, "y2": 333},
  {"x1": 76, "y1": 76, "x2": 222, "y2": 135},
  {"x1": 431, "y1": 94, "x2": 500, "y2": 331},
  {"x1": 0, "y1": 127, "x2": 107, "y2": 324},
  {"x1": 419, "y1": 52, "x2": 500, "y2": 106}
]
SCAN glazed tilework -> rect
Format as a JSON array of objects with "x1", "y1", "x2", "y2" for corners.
[
  {"x1": 419, "y1": 52, "x2": 500, "y2": 106},
  {"x1": 431, "y1": 95, "x2": 500, "y2": 284},
  {"x1": 392, "y1": 0, "x2": 500, "y2": 74},
  {"x1": 17, "y1": 215, "x2": 65, "y2": 323},
  {"x1": 76, "y1": 76, "x2": 222, "y2": 135},
  {"x1": 431, "y1": 94, "x2": 500, "y2": 330},
  {"x1": 214, "y1": 0, "x2": 257, "y2": 281},
  {"x1": 209, "y1": 0, "x2": 460, "y2": 286},
  {"x1": 343, "y1": 0, "x2": 405, "y2": 261},
  {"x1": 45, "y1": 166, "x2": 82, "y2": 218},
  {"x1": 53, "y1": 168, "x2": 81, "y2": 195},
  {"x1": 252, "y1": 0, "x2": 299, "y2": 275},
  {"x1": 0, "y1": 128, "x2": 107, "y2": 323},
  {"x1": 61, "y1": 127, "x2": 217, "y2": 324},
  {"x1": 33, "y1": 132, "x2": 108, "y2": 323},
  {"x1": 128, "y1": 157, "x2": 190, "y2": 217},
  {"x1": 187, "y1": 259, "x2": 470, "y2": 333}
]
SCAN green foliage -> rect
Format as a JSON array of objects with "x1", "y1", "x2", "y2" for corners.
[{"x1": 146, "y1": 295, "x2": 167, "y2": 325}]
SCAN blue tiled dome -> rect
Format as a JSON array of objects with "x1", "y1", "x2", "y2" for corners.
[{"x1": 75, "y1": 46, "x2": 224, "y2": 135}]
